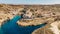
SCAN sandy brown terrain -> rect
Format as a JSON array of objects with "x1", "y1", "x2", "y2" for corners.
[{"x1": 0, "y1": 4, "x2": 60, "y2": 34}]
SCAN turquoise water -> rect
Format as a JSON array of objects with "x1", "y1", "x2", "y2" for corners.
[
  {"x1": 1, "y1": 15, "x2": 47, "y2": 34},
  {"x1": 0, "y1": 27, "x2": 3, "y2": 34}
]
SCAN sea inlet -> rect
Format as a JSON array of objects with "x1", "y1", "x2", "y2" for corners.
[{"x1": 0, "y1": 15, "x2": 47, "y2": 34}]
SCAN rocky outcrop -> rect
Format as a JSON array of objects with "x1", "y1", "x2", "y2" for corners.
[{"x1": 0, "y1": 4, "x2": 60, "y2": 34}]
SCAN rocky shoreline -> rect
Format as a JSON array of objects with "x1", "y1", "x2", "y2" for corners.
[{"x1": 0, "y1": 4, "x2": 60, "y2": 34}]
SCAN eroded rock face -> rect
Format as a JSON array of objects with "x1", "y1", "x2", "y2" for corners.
[
  {"x1": 0, "y1": 4, "x2": 60, "y2": 34},
  {"x1": 49, "y1": 21, "x2": 60, "y2": 34},
  {"x1": 0, "y1": 4, "x2": 60, "y2": 26},
  {"x1": 32, "y1": 27, "x2": 54, "y2": 34},
  {"x1": 32, "y1": 21, "x2": 60, "y2": 34}
]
